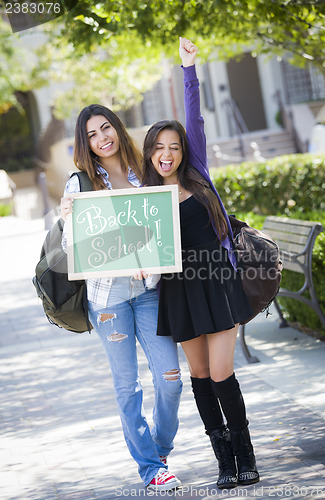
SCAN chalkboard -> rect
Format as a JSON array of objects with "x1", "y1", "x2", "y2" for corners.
[{"x1": 66, "y1": 185, "x2": 182, "y2": 279}]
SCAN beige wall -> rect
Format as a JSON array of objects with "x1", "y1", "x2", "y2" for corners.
[
  {"x1": 9, "y1": 169, "x2": 38, "y2": 189},
  {"x1": 46, "y1": 138, "x2": 76, "y2": 201}
]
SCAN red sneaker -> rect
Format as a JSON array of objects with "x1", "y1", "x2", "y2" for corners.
[
  {"x1": 147, "y1": 468, "x2": 181, "y2": 491},
  {"x1": 159, "y1": 456, "x2": 167, "y2": 465}
]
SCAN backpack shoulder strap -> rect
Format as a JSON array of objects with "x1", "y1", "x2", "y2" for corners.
[
  {"x1": 70, "y1": 171, "x2": 93, "y2": 192},
  {"x1": 40, "y1": 218, "x2": 63, "y2": 259}
]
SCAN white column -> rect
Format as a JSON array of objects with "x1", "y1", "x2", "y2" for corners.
[
  {"x1": 207, "y1": 60, "x2": 232, "y2": 139},
  {"x1": 256, "y1": 55, "x2": 285, "y2": 130}
]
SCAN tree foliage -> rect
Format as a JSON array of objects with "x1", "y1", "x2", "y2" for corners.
[
  {"x1": 36, "y1": 32, "x2": 163, "y2": 119},
  {"x1": 59, "y1": 0, "x2": 325, "y2": 70},
  {"x1": 0, "y1": 18, "x2": 48, "y2": 112},
  {"x1": 1, "y1": 1, "x2": 325, "y2": 117},
  {"x1": 0, "y1": 14, "x2": 163, "y2": 118},
  {"x1": 44, "y1": 0, "x2": 325, "y2": 117}
]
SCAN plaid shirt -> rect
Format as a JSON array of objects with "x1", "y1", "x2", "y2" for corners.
[{"x1": 62, "y1": 165, "x2": 160, "y2": 306}]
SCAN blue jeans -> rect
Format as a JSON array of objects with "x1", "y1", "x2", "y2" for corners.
[{"x1": 88, "y1": 277, "x2": 182, "y2": 485}]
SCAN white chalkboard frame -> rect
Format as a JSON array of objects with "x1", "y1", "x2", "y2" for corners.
[{"x1": 66, "y1": 184, "x2": 182, "y2": 280}]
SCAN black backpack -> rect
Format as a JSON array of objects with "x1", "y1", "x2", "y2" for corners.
[
  {"x1": 229, "y1": 215, "x2": 283, "y2": 324},
  {"x1": 33, "y1": 172, "x2": 94, "y2": 333}
]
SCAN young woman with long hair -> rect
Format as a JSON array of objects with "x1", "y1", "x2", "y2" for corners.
[
  {"x1": 60, "y1": 104, "x2": 182, "y2": 492},
  {"x1": 141, "y1": 38, "x2": 260, "y2": 490}
]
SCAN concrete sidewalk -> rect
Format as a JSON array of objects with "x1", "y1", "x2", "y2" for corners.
[{"x1": 1, "y1": 213, "x2": 325, "y2": 500}]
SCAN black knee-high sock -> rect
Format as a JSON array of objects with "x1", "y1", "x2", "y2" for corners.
[
  {"x1": 211, "y1": 373, "x2": 247, "y2": 431},
  {"x1": 191, "y1": 376, "x2": 224, "y2": 435}
]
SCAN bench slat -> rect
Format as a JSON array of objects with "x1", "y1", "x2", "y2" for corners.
[
  {"x1": 264, "y1": 216, "x2": 321, "y2": 228},
  {"x1": 267, "y1": 239, "x2": 307, "y2": 257},
  {"x1": 262, "y1": 217, "x2": 318, "y2": 273},
  {"x1": 263, "y1": 228, "x2": 309, "y2": 246},
  {"x1": 279, "y1": 257, "x2": 305, "y2": 274},
  {"x1": 263, "y1": 220, "x2": 313, "y2": 237}
]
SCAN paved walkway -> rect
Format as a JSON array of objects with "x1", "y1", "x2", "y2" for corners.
[{"x1": 1, "y1": 207, "x2": 325, "y2": 500}]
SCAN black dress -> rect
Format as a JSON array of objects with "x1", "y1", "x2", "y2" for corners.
[{"x1": 157, "y1": 196, "x2": 253, "y2": 342}]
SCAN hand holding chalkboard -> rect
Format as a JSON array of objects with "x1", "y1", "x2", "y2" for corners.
[{"x1": 60, "y1": 197, "x2": 74, "y2": 221}]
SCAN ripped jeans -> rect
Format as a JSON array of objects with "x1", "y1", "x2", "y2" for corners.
[{"x1": 88, "y1": 277, "x2": 182, "y2": 486}]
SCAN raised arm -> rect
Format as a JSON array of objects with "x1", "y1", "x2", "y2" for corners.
[
  {"x1": 179, "y1": 38, "x2": 236, "y2": 255},
  {"x1": 179, "y1": 37, "x2": 208, "y2": 176}
]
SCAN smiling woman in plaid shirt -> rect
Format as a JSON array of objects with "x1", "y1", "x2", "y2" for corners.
[{"x1": 60, "y1": 103, "x2": 182, "y2": 492}]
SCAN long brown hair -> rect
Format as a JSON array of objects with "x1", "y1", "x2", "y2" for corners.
[
  {"x1": 74, "y1": 104, "x2": 142, "y2": 190},
  {"x1": 142, "y1": 120, "x2": 228, "y2": 240}
]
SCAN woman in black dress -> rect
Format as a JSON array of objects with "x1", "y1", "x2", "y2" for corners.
[{"x1": 140, "y1": 38, "x2": 260, "y2": 490}]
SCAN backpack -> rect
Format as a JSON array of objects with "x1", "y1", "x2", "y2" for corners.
[
  {"x1": 229, "y1": 215, "x2": 283, "y2": 325},
  {"x1": 32, "y1": 172, "x2": 94, "y2": 333}
]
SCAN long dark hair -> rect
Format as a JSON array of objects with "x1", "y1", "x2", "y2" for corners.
[
  {"x1": 74, "y1": 104, "x2": 142, "y2": 190},
  {"x1": 142, "y1": 120, "x2": 228, "y2": 240}
]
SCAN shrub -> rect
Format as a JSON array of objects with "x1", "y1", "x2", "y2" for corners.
[
  {"x1": 211, "y1": 154, "x2": 325, "y2": 337},
  {"x1": 4, "y1": 156, "x2": 34, "y2": 173},
  {"x1": 0, "y1": 203, "x2": 12, "y2": 217},
  {"x1": 210, "y1": 153, "x2": 325, "y2": 216}
]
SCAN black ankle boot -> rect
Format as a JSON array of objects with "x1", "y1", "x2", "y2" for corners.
[
  {"x1": 209, "y1": 427, "x2": 238, "y2": 489},
  {"x1": 230, "y1": 427, "x2": 260, "y2": 485}
]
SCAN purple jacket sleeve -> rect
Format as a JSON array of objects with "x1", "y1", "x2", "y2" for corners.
[
  {"x1": 183, "y1": 65, "x2": 209, "y2": 176},
  {"x1": 182, "y1": 65, "x2": 237, "y2": 270}
]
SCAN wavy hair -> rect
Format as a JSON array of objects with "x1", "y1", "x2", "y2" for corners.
[
  {"x1": 74, "y1": 104, "x2": 142, "y2": 190},
  {"x1": 142, "y1": 120, "x2": 228, "y2": 240}
]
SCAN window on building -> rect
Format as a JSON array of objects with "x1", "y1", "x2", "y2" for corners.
[
  {"x1": 141, "y1": 81, "x2": 165, "y2": 125},
  {"x1": 282, "y1": 59, "x2": 325, "y2": 104}
]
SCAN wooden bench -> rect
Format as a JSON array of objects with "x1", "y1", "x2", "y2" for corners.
[{"x1": 239, "y1": 215, "x2": 325, "y2": 363}]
